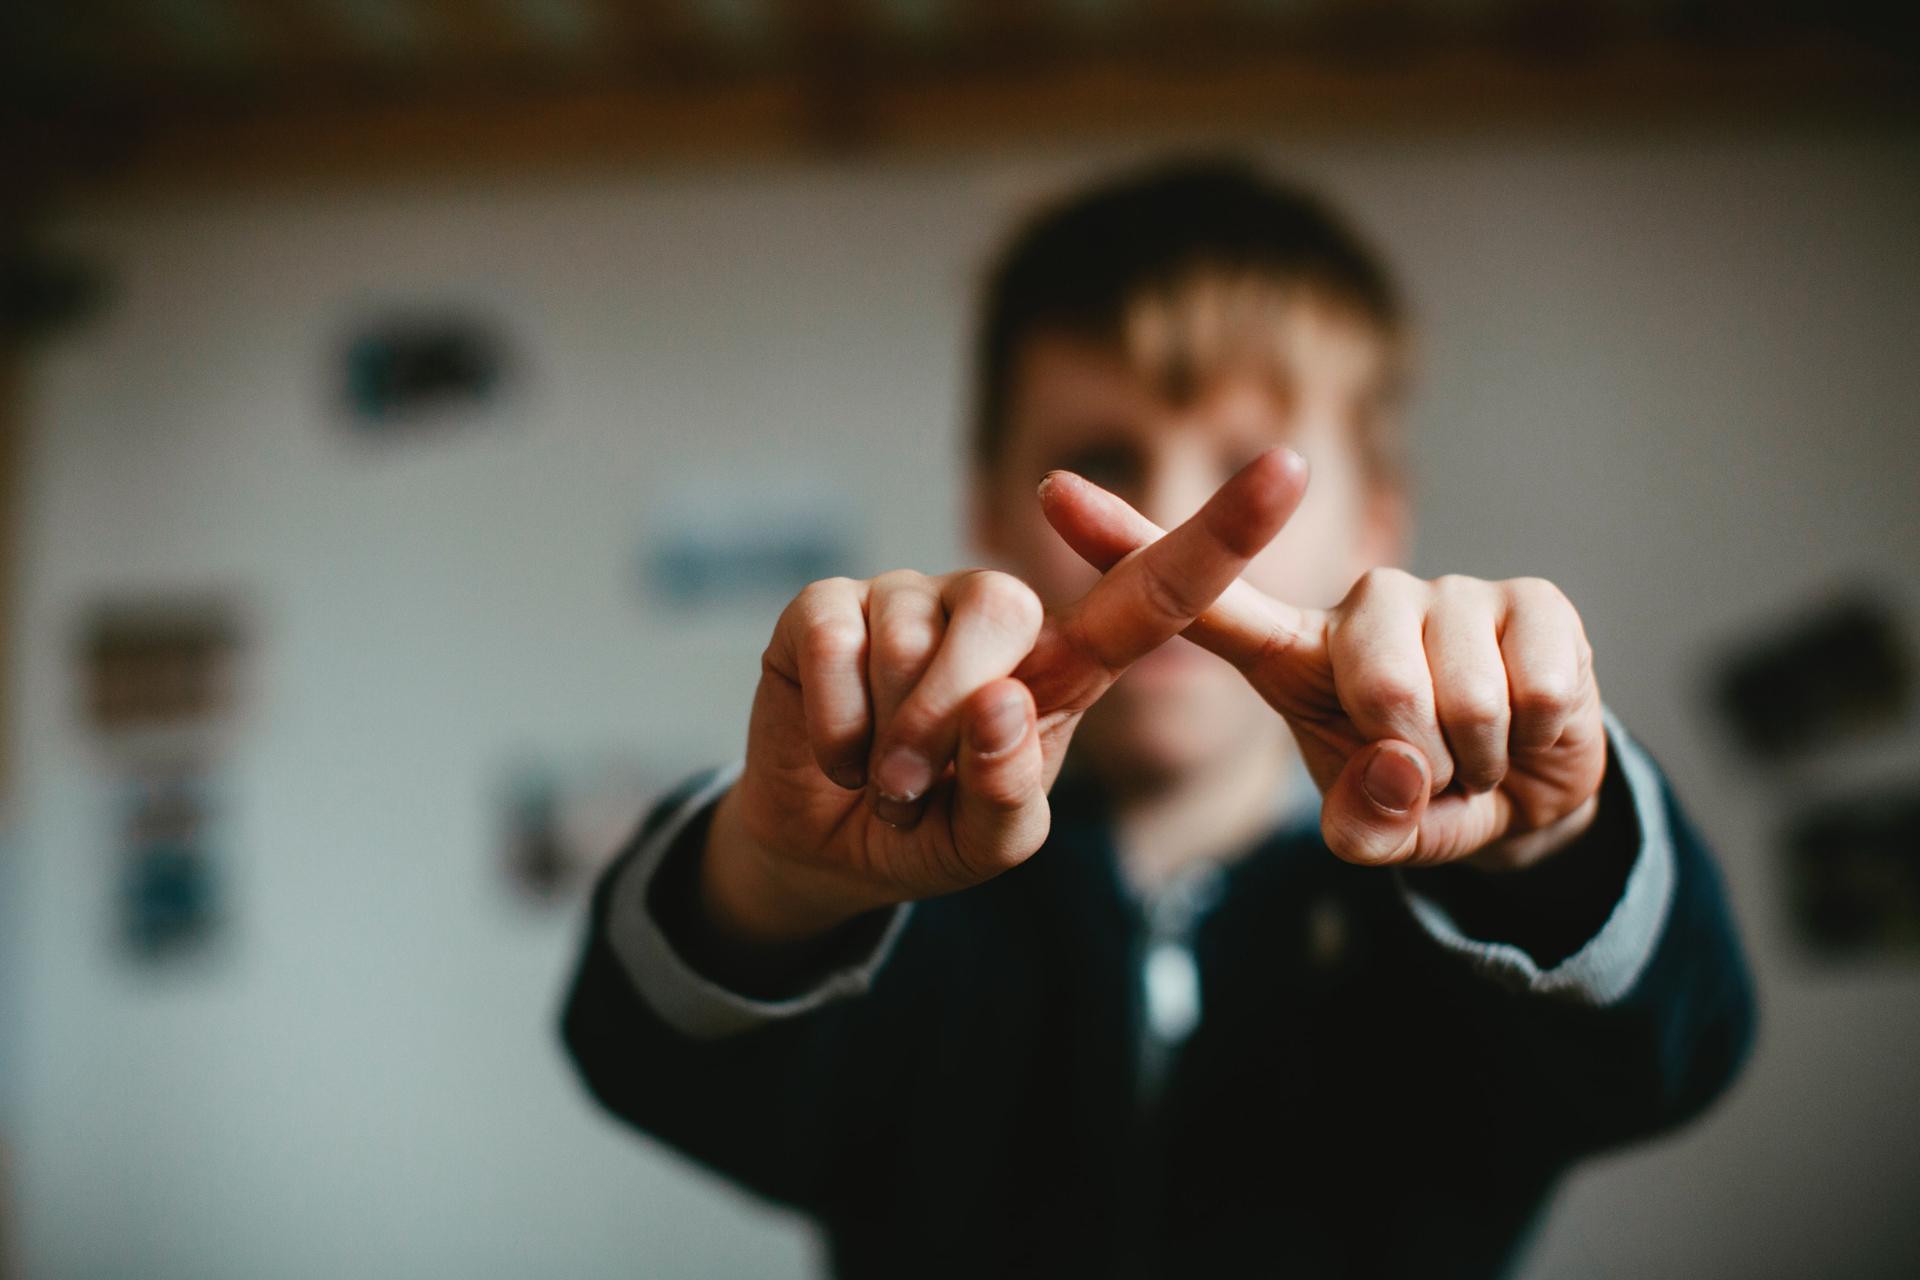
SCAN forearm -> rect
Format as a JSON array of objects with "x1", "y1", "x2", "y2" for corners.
[
  {"x1": 1391, "y1": 721, "x2": 1756, "y2": 1153},
  {"x1": 556, "y1": 780, "x2": 913, "y2": 1206},
  {"x1": 558, "y1": 898, "x2": 827, "y2": 1207}
]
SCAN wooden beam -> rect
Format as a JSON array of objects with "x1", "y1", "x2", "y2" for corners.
[
  {"x1": 581, "y1": 0, "x2": 758, "y2": 83},
  {"x1": 236, "y1": 0, "x2": 410, "y2": 87},
  {"x1": 414, "y1": 0, "x2": 563, "y2": 79},
  {"x1": 7, "y1": 34, "x2": 1914, "y2": 200}
]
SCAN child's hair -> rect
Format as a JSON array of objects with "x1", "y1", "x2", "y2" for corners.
[{"x1": 971, "y1": 156, "x2": 1410, "y2": 484}]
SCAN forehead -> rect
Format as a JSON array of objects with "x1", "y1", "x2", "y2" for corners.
[
  {"x1": 1006, "y1": 334, "x2": 1269, "y2": 441},
  {"x1": 1001, "y1": 319, "x2": 1378, "y2": 458}
]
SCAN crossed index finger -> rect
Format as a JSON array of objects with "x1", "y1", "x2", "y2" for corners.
[{"x1": 1021, "y1": 446, "x2": 1309, "y2": 712}]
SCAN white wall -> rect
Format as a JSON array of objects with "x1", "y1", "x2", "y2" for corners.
[{"x1": 7, "y1": 128, "x2": 1918, "y2": 1278}]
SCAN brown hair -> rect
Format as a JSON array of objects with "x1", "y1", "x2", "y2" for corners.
[{"x1": 971, "y1": 157, "x2": 1410, "y2": 483}]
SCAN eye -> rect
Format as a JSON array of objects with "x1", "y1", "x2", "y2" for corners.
[{"x1": 1052, "y1": 442, "x2": 1140, "y2": 494}]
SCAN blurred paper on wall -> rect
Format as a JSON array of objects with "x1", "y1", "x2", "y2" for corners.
[
  {"x1": 74, "y1": 598, "x2": 249, "y2": 967},
  {"x1": 77, "y1": 598, "x2": 246, "y2": 746},
  {"x1": 116, "y1": 764, "x2": 225, "y2": 964},
  {"x1": 497, "y1": 752, "x2": 672, "y2": 906},
  {"x1": 642, "y1": 469, "x2": 858, "y2": 611}
]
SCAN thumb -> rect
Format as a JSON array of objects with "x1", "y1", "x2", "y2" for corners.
[
  {"x1": 949, "y1": 678, "x2": 1051, "y2": 878},
  {"x1": 1321, "y1": 740, "x2": 1430, "y2": 865}
]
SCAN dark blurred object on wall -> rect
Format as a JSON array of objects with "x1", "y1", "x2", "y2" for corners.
[
  {"x1": 1711, "y1": 593, "x2": 1910, "y2": 760},
  {"x1": 1786, "y1": 783, "x2": 1920, "y2": 957},
  {"x1": 496, "y1": 753, "x2": 665, "y2": 906},
  {"x1": 0, "y1": 246, "x2": 106, "y2": 343},
  {"x1": 341, "y1": 311, "x2": 514, "y2": 435},
  {"x1": 116, "y1": 766, "x2": 225, "y2": 963}
]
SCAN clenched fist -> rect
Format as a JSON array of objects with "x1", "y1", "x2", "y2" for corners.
[
  {"x1": 700, "y1": 449, "x2": 1312, "y2": 946},
  {"x1": 1038, "y1": 465, "x2": 1608, "y2": 871}
]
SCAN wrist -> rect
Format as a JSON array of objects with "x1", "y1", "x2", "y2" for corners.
[
  {"x1": 1463, "y1": 790, "x2": 1601, "y2": 873},
  {"x1": 1402, "y1": 750, "x2": 1639, "y2": 968},
  {"x1": 699, "y1": 786, "x2": 889, "y2": 947}
]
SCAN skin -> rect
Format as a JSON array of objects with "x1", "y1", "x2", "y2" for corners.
[{"x1": 699, "y1": 321, "x2": 1608, "y2": 949}]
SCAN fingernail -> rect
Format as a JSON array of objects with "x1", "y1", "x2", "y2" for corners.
[
  {"x1": 971, "y1": 695, "x2": 1027, "y2": 756},
  {"x1": 1036, "y1": 472, "x2": 1062, "y2": 500},
  {"x1": 874, "y1": 746, "x2": 933, "y2": 803},
  {"x1": 1362, "y1": 745, "x2": 1424, "y2": 814},
  {"x1": 827, "y1": 763, "x2": 865, "y2": 791},
  {"x1": 871, "y1": 792, "x2": 923, "y2": 829}
]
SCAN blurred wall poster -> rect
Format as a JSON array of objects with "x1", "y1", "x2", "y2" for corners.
[
  {"x1": 1708, "y1": 590, "x2": 1919, "y2": 959},
  {"x1": 498, "y1": 752, "x2": 672, "y2": 906},
  {"x1": 641, "y1": 468, "x2": 857, "y2": 610},
  {"x1": 338, "y1": 308, "x2": 518, "y2": 442},
  {"x1": 76, "y1": 598, "x2": 246, "y2": 965},
  {"x1": 115, "y1": 765, "x2": 224, "y2": 961}
]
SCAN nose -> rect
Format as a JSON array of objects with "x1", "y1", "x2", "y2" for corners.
[{"x1": 1136, "y1": 441, "x2": 1220, "y2": 535}]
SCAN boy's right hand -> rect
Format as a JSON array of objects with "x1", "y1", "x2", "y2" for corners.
[{"x1": 699, "y1": 448, "x2": 1309, "y2": 948}]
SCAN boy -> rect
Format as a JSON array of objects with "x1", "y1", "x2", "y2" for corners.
[{"x1": 560, "y1": 159, "x2": 1754, "y2": 1277}]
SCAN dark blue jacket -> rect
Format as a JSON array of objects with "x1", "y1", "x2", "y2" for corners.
[{"x1": 560, "y1": 747, "x2": 1754, "y2": 1278}]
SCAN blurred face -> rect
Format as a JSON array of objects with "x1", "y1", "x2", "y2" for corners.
[{"x1": 972, "y1": 324, "x2": 1406, "y2": 792}]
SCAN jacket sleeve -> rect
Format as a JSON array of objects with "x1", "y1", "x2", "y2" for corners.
[
  {"x1": 1398, "y1": 709, "x2": 1682, "y2": 1007},
  {"x1": 1302, "y1": 724, "x2": 1758, "y2": 1277},
  {"x1": 1389, "y1": 719, "x2": 1758, "y2": 1161},
  {"x1": 554, "y1": 770, "x2": 919, "y2": 1216}
]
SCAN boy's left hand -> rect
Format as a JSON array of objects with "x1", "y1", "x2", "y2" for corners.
[{"x1": 1039, "y1": 452, "x2": 1608, "y2": 870}]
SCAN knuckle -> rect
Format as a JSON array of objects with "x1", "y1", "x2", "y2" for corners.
[
  {"x1": 1349, "y1": 671, "x2": 1428, "y2": 726},
  {"x1": 794, "y1": 576, "x2": 855, "y2": 615},
  {"x1": 870, "y1": 567, "x2": 926, "y2": 593},
  {"x1": 802, "y1": 618, "x2": 866, "y2": 669},
  {"x1": 1248, "y1": 619, "x2": 1291, "y2": 669},
  {"x1": 1138, "y1": 557, "x2": 1202, "y2": 624},
  {"x1": 956, "y1": 569, "x2": 1043, "y2": 634},
  {"x1": 1360, "y1": 565, "x2": 1415, "y2": 596},
  {"x1": 1512, "y1": 670, "x2": 1578, "y2": 720},
  {"x1": 1061, "y1": 613, "x2": 1126, "y2": 683},
  {"x1": 1506, "y1": 575, "x2": 1568, "y2": 611},
  {"x1": 872, "y1": 617, "x2": 939, "y2": 670},
  {"x1": 1338, "y1": 565, "x2": 1418, "y2": 615},
  {"x1": 1447, "y1": 687, "x2": 1510, "y2": 733},
  {"x1": 1459, "y1": 759, "x2": 1505, "y2": 790}
]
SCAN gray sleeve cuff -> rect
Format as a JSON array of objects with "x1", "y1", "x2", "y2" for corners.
[
  {"x1": 604, "y1": 762, "x2": 913, "y2": 1040},
  {"x1": 1398, "y1": 707, "x2": 1677, "y2": 1007}
]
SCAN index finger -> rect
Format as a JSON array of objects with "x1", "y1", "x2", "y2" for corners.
[{"x1": 1041, "y1": 447, "x2": 1309, "y2": 689}]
